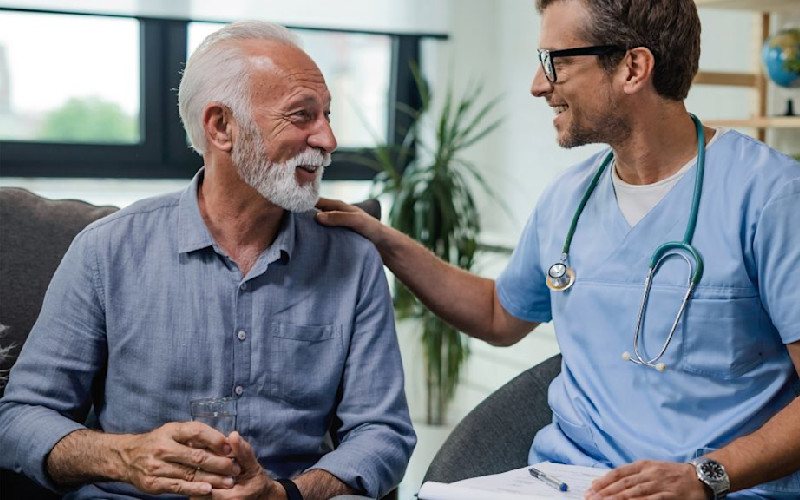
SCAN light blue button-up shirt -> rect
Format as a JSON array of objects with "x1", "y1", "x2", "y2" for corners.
[{"x1": 0, "y1": 171, "x2": 415, "y2": 499}]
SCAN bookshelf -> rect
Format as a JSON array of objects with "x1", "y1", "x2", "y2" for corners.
[{"x1": 693, "y1": 0, "x2": 800, "y2": 137}]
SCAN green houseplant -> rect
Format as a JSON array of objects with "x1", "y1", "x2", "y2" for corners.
[{"x1": 368, "y1": 68, "x2": 503, "y2": 425}]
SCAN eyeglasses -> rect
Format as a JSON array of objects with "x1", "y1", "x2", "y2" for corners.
[{"x1": 537, "y1": 45, "x2": 624, "y2": 83}]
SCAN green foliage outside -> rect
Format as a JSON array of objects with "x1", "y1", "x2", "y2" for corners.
[{"x1": 37, "y1": 96, "x2": 138, "y2": 143}]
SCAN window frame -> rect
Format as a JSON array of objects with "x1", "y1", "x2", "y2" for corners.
[{"x1": 0, "y1": 8, "x2": 444, "y2": 180}]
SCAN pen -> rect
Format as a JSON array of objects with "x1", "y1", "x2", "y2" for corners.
[{"x1": 529, "y1": 467, "x2": 569, "y2": 492}]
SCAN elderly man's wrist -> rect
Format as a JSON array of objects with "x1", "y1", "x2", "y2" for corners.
[
  {"x1": 262, "y1": 480, "x2": 284, "y2": 500},
  {"x1": 273, "y1": 478, "x2": 300, "y2": 500}
]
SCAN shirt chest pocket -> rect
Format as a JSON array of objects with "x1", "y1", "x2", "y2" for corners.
[
  {"x1": 678, "y1": 294, "x2": 777, "y2": 379},
  {"x1": 260, "y1": 322, "x2": 346, "y2": 408}
]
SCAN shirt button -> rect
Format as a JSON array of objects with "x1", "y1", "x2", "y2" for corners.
[
  {"x1": 237, "y1": 330, "x2": 246, "y2": 341},
  {"x1": 235, "y1": 385, "x2": 244, "y2": 396},
  {"x1": 239, "y1": 283, "x2": 247, "y2": 291}
]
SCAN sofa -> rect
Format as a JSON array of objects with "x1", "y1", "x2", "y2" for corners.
[{"x1": 0, "y1": 186, "x2": 118, "y2": 499}]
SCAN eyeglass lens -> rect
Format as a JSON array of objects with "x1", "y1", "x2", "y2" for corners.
[{"x1": 539, "y1": 50, "x2": 555, "y2": 82}]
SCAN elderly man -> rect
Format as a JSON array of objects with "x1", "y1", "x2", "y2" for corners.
[
  {"x1": 0, "y1": 21, "x2": 414, "y2": 500},
  {"x1": 318, "y1": 0, "x2": 800, "y2": 498}
]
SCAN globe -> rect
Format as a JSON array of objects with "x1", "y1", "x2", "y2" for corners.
[{"x1": 761, "y1": 28, "x2": 800, "y2": 88}]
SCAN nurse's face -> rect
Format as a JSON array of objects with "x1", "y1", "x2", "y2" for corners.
[{"x1": 530, "y1": 0, "x2": 630, "y2": 148}]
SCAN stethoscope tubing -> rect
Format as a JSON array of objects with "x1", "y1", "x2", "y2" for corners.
[{"x1": 548, "y1": 113, "x2": 707, "y2": 371}]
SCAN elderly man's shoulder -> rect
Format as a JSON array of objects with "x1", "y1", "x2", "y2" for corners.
[
  {"x1": 74, "y1": 191, "x2": 182, "y2": 242},
  {"x1": 295, "y1": 211, "x2": 376, "y2": 252}
]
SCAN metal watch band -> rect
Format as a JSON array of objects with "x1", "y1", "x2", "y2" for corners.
[
  {"x1": 277, "y1": 478, "x2": 304, "y2": 500},
  {"x1": 690, "y1": 458, "x2": 730, "y2": 499}
]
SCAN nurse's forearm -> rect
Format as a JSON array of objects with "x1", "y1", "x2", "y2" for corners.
[
  {"x1": 374, "y1": 224, "x2": 537, "y2": 345},
  {"x1": 708, "y1": 395, "x2": 800, "y2": 491},
  {"x1": 315, "y1": 200, "x2": 538, "y2": 344},
  {"x1": 709, "y1": 341, "x2": 800, "y2": 491}
]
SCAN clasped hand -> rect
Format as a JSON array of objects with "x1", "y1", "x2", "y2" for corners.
[{"x1": 119, "y1": 422, "x2": 278, "y2": 498}]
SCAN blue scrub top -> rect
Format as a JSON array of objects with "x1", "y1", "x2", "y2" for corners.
[{"x1": 496, "y1": 130, "x2": 800, "y2": 496}]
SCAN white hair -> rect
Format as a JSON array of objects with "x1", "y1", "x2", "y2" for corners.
[{"x1": 178, "y1": 21, "x2": 302, "y2": 155}]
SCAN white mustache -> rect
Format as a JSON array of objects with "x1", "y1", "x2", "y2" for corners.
[{"x1": 286, "y1": 148, "x2": 331, "y2": 169}]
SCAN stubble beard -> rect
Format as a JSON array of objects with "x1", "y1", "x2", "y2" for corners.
[
  {"x1": 233, "y1": 122, "x2": 331, "y2": 213},
  {"x1": 558, "y1": 87, "x2": 631, "y2": 149}
]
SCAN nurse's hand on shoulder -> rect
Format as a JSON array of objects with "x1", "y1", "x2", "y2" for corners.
[
  {"x1": 315, "y1": 198, "x2": 385, "y2": 244},
  {"x1": 585, "y1": 460, "x2": 707, "y2": 499}
]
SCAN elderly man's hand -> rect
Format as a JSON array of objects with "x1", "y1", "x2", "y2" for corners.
[
  {"x1": 585, "y1": 460, "x2": 708, "y2": 499},
  {"x1": 315, "y1": 198, "x2": 385, "y2": 243},
  {"x1": 118, "y1": 422, "x2": 239, "y2": 497},
  {"x1": 192, "y1": 431, "x2": 284, "y2": 500}
]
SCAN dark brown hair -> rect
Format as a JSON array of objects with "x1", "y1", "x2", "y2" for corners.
[{"x1": 536, "y1": 0, "x2": 701, "y2": 101}]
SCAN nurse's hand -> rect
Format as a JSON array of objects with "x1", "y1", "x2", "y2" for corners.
[
  {"x1": 585, "y1": 460, "x2": 707, "y2": 499},
  {"x1": 315, "y1": 198, "x2": 385, "y2": 243}
]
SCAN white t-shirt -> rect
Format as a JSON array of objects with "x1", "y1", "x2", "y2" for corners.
[{"x1": 612, "y1": 128, "x2": 728, "y2": 226}]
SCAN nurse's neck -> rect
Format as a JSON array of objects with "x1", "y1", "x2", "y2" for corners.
[{"x1": 612, "y1": 105, "x2": 715, "y2": 186}]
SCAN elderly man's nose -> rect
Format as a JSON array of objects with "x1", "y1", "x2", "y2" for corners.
[{"x1": 309, "y1": 118, "x2": 337, "y2": 153}]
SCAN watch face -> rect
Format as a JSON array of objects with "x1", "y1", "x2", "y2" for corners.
[{"x1": 700, "y1": 461, "x2": 726, "y2": 481}]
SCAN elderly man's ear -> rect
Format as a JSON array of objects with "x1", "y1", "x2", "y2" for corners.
[{"x1": 203, "y1": 103, "x2": 235, "y2": 153}]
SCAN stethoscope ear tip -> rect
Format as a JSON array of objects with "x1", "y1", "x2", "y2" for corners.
[{"x1": 621, "y1": 351, "x2": 668, "y2": 371}]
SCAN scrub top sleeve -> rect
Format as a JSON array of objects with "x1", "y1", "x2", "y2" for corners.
[
  {"x1": 754, "y1": 178, "x2": 800, "y2": 344},
  {"x1": 496, "y1": 208, "x2": 553, "y2": 323}
]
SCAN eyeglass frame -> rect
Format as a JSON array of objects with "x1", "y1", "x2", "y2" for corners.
[{"x1": 537, "y1": 45, "x2": 625, "y2": 83}]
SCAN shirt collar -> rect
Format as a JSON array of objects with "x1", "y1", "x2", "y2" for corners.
[
  {"x1": 177, "y1": 167, "x2": 297, "y2": 265},
  {"x1": 178, "y1": 168, "x2": 215, "y2": 254}
]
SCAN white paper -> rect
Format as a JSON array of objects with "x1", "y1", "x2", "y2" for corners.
[{"x1": 418, "y1": 462, "x2": 608, "y2": 500}]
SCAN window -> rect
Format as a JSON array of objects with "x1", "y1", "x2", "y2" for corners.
[
  {"x1": 0, "y1": 11, "x2": 140, "y2": 144},
  {"x1": 0, "y1": 8, "x2": 440, "y2": 183}
]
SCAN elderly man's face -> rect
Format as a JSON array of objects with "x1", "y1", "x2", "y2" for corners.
[{"x1": 233, "y1": 40, "x2": 336, "y2": 212}]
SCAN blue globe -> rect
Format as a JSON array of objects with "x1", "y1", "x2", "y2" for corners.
[{"x1": 761, "y1": 28, "x2": 800, "y2": 88}]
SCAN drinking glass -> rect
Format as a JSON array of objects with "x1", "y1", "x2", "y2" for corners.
[{"x1": 190, "y1": 397, "x2": 237, "y2": 436}]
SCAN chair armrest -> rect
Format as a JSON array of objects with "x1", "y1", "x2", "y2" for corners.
[{"x1": 423, "y1": 354, "x2": 562, "y2": 483}]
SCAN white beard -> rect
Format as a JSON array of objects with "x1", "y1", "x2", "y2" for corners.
[{"x1": 233, "y1": 125, "x2": 331, "y2": 212}]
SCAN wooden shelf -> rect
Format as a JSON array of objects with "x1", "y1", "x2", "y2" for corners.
[
  {"x1": 695, "y1": 0, "x2": 800, "y2": 12},
  {"x1": 693, "y1": 1, "x2": 800, "y2": 137},
  {"x1": 704, "y1": 116, "x2": 800, "y2": 129},
  {"x1": 694, "y1": 71, "x2": 761, "y2": 87}
]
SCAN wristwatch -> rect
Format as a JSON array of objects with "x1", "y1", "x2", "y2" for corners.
[{"x1": 689, "y1": 458, "x2": 730, "y2": 499}]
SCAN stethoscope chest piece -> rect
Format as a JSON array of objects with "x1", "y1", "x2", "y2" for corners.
[{"x1": 546, "y1": 261, "x2": 575, "y2": 291}]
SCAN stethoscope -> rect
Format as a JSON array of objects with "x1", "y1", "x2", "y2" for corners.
[{"x1": 546, "y1": 114, "x2": 706, "y2": 371}]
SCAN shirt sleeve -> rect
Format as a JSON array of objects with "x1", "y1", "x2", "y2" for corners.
[
  {"x1": 309, "y1": 244, "x2": 415, "y2": 499},
  {"x1": 496, "y1": 206, "x2": 554, "y2": 323},
  {"x1": 753, "y1": 177, "x2": 800, "y2": 344},
  {"x1": 0, "y1": 228, "x2": 108, "y2": 491}
]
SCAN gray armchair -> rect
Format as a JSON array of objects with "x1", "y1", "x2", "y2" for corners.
[
  {"x1": 422, "y1": 354, "x2": 562, "y2": 484},
  {"x1": 0, "y1": 187, "x2": 118, "y2": 499},
  {"x1": 0, "y1": 187, "x2": 118, "y2": 396}
]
